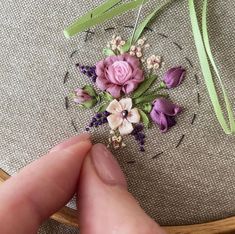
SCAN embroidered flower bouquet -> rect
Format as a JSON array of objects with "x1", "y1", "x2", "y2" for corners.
[{"x1": 72, "y1": 35, "x2": 186, "y2": 151}]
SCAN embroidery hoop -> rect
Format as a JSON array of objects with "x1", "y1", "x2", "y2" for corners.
[{"x1": 0, "y1": 169, "x2": 235, "y2": 233}]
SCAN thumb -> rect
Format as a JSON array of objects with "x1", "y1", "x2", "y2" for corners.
[{"x1": 78, "y1": 144, "x2": 166, "y2": 234}]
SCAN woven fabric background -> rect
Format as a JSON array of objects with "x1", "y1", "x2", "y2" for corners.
[{"x1": 1, "y1": 0, "x2": 235, "y2": 233}]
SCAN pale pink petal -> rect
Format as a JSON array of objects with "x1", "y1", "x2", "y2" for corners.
[
  {"x1": 106, "y1": 99, "x2": 122, "y2": 114},
  {"x1": 127, "y1": 108, "x2": 140, "y2": 123},
  {"x1": 96, "y1": 76, "x2": 110, "y2": 91},
  {"x1": 107, "y1": 114, "x2": 123, "y2": 130},
  {"x1": 105, "y1": 55, "x2": 120, "y2": 66},
  {"x1": 119, "y1": 98, "x2": 132, "y2": 111},
  {"x1": 122, "y1": 81, "x2": 139, "y2": 94},
  {"x1": 131, "y1": 68, "x2": 144, "y2": 81},
  {"x1": 119, "y1": 119, "x2": 134, "y2": 135},
  {"x1": 106, "y1": 85, "x2": 122, "y2": 98},
  {"x1": 95, "y1": 60, "x2": 106, "y2": 76},
  {"x1": 124, "y1": 53, "x2": 140, "y2": 68}
]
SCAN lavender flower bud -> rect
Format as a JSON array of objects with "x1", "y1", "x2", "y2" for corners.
[{"x1": 74, "y1": 88, "x2": 92, "y2": 104}]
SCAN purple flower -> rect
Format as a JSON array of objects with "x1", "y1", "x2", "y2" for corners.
[
  {"x1": 150, "y1": 98, "x2": 182, "y2": 132},
  {"x1": 74, "y1": 88, "x2": 92, "y2": 104},
  {"x1": 163, "y1": 66, "x2": 186, "y2": 89},
  {"x1": 95, "y1": 53, "x2": 144, "y2": 98}
]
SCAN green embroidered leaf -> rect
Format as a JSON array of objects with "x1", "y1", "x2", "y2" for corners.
[
  {"x1": 133, "y1": 92, "x2": 168, "y2": 105},
  {"x1": 189, "y1": 0, "x2": 235, "y2": 134},
  {"x1": 103, "y1": 48, "x2": 116, "y2": 56},
  {"x1": 82, "y1": 99, "x2": 97, "y2": 109},
  {"x1": 64, "y1": 0, "x2": 149, "y2": 38},
  {"x1": 132, "y1": 75, "x2": 158, "y2": 99},
  {"x1": 138, "y1": 109, "x2": 150, "y2": 127},
  {"x1": 83, "y1": 85, "x2": 97, "y2": 97},
  {"x1": 100, "y1": 92, "x2": 114, "y2": 101},
  {"x1": 122, "y1": 0, "x2": 174, "y2": 52},
  {"x1": 97, "y1": 103, "x2": 109, "y2": 113},
  {"x1": 139, "y1": 103, "x2": 152, "y2": 113}
]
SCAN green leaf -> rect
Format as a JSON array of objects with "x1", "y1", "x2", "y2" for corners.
[
  {"x1": 103, "y1": 48, "x2": 116, "y2": 56},
  {"x1": 97, "y1": 103, "x2": 109, "y2": 113},
  {"x1": 82, "y1": 99, "x2": 97, "y2": 109},
  {"x1": 133, "y1": 92, "x2": 168, "y2": 105},
  {"x1": 188, "y1": 0, "x2": 235, "y2": 134},
  {"x1": 139, "y1": 103, "x2": 152, "y2": 113},
  {"x1": 64, "y1": 0, "x2": 149, "y2": 38},
  {"x1": 83, "y1": 85, "x2": 97, "y2": 97},
  {"x1": 122, "y1": 0, "x2": 174, "y2": 52},
  {"x1": 138, "y1": 109, "x2": 150, "y2": 127},
  {"x1": 132, "y1": 75, "x2": 158, "y2": 99},
  {"x1": 100, "y1": 92, "x2": 114, "y2": 101},
  {"x1": 64, "y1": 0, "x2": 121, "y2": 38}
]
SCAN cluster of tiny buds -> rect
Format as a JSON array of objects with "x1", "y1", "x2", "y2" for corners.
[
  {"x1": 146, "y1": 55, "x2": 162, "y2": 70},
  {"x1": 107, "y1": 35, "x2": 126, "y2": 52},
  {"x1": 85, "y1": 111, "x2": 110, "y2": 131},
  {"x1": 131, "y1": 124, "x2": 146, "y2": 152},
  {"x1": 108, "y1": 130, "x2": 126, "y2": 150},
  {"x1": 129, "y1": 37, "x2": 150, "y2": 58},
  {"x1": 77, "y1": 64, "x2": 97, "y2": 83}
]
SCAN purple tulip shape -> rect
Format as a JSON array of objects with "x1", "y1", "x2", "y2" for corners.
[
  {"x1": 150, "y1": 98, "x2": 182, "y2": 132},
  {"x1": 163, "y1": 66, "x2": 186, "y2": 89}
]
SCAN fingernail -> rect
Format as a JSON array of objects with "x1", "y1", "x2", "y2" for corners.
[
  {"x1": 91, "y1": 144, "x2": 127, "y2": 188},
  {"x1": 50, "y1": 133, "x2": 90, "y2": 153}
]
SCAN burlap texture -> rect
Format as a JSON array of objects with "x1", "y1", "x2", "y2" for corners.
[{"x1": 1, "y1": 0, "x2": 235, "y2": 233}]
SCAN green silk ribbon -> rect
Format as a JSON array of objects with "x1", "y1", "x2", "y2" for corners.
[
  {"x1": 64, "y1": 0, "x2": 235, "y2": 134},
  {"x1": 189, "y1": 0, "x2": 235, "y2": 134}
]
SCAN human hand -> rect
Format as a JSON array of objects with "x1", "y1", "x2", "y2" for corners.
[{"x1": 0, "y1": 134, "x2": 166, "y2": 234}]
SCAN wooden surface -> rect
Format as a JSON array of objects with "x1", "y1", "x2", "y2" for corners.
[{"x1": 1, "y1": 168, "x2": 235, "y2": 234}]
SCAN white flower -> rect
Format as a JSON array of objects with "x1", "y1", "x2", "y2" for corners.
[{"x1": 106, "y1": 98, "x2": 140, "y2": 135}]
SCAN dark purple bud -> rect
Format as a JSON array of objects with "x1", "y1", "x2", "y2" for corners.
[
  {"x1": 87, "y1": 71, "x2": 92, "y2": 77},
  {"x1": 150, "y1": 98, "x2": 181, "y2": 132},
  {"x1": 96, "y1": 113, "x2": 102, "y2": 119},
  {"x1": 163, "y1": 66, "x2": 186, "y2": 89},
  {"x1": 92, "y1": 117, "x2": 97, "y2": 123},
  {"x1": 136, "y1": 124, "x2": 144, "y2": 132},
  {"x1": 138, "y1": 132, "x2": 145, "y2": 139},
  {"x1": 89, "y1": 122, "x2": 94, "y2": 127},
  {"x1": 85, "y1": 127, "x2": 90, "y2": 132},
  {"x1": 102, "y1": 118, "x2": 108, "y2": 123},
  {"x1": 140, "y1": 147, "x2": 145, "y2": 152},
  {"x1": 92, "y1": 76, "x2": 97, "y2": 83},
  {"x1": 103, "y1": 111, "x2": 110, "y2": 117}
]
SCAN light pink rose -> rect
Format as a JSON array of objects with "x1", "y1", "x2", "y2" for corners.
[{"x1": 95, "y1": 53, "x2": 144, "y2": 98}]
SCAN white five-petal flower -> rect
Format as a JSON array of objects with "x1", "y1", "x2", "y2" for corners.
[{"x1": 106, "y1": 98, "x2": 140, "y2": 136}]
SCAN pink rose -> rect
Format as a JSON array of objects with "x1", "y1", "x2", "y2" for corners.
[{"x1": 95, "y1": 53, "x2": 144, "y2": 98}]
